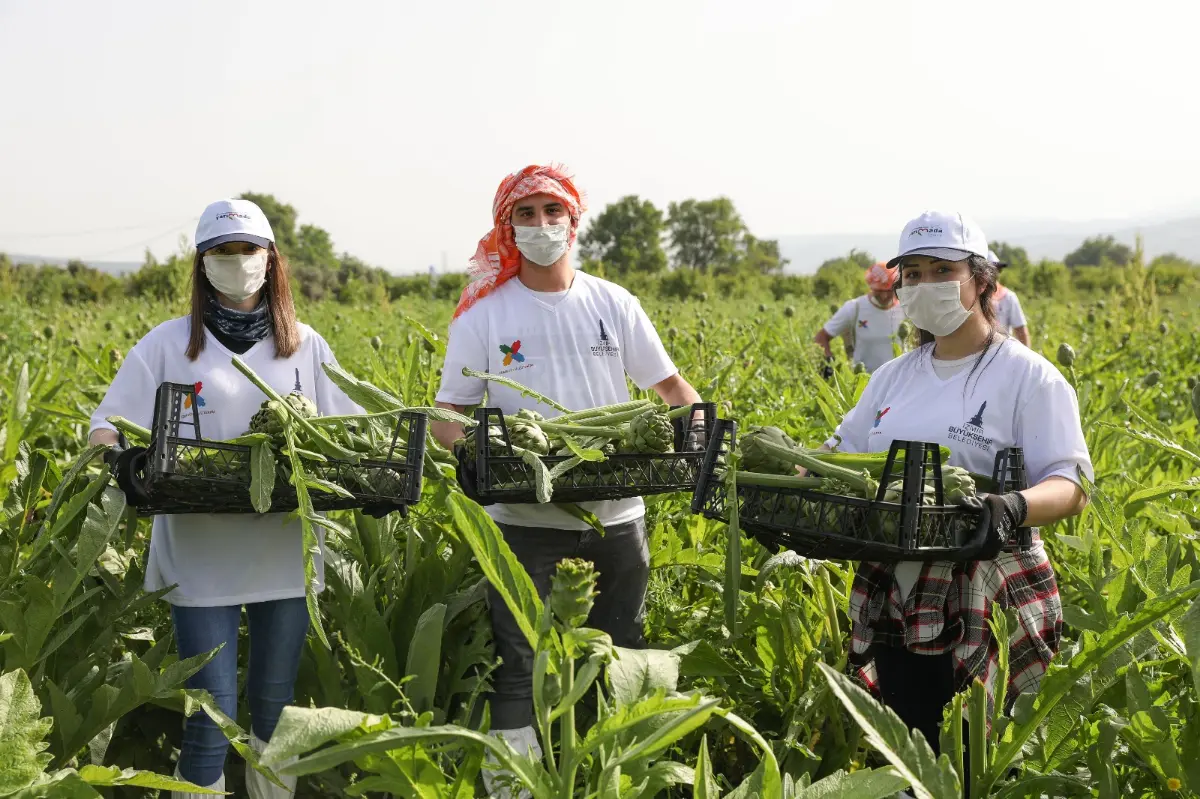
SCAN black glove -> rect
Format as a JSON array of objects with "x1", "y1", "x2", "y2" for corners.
[
  {"x1": 110, "y1": 446, "x2": 152, "y2": 506},
  {"x1": 959, "y1": 492, "x2": 1028, "y2": 561},
  {"x1": 361, "y1": 503, "x2": 408, "y2": 519},
  {"x1": 102, "y1": 443, "x2": 124, "y2": 469},
  {"x1": 820, "y1": 356, "x2": 835, "y2": 381},
  {"x1": 454, "y1": 442, "x2": 492, "y2": 507}
]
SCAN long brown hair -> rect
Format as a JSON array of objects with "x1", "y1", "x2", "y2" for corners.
[{"x1": 186, "y1": 243, "x2": 300, "y2": 360}]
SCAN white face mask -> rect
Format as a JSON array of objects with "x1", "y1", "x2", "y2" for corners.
[
  {"x1": 513, "y1": 223, "x2": 570, "y2": 267},
  {"x1": 896, "y1": 277, "x2": 975, "y2": 337},
  {"x1": 203, "y1": 252, "x2": 269, "y2": 302}
]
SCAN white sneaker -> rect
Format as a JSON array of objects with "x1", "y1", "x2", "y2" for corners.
[
  {"x1": 171, "y1": 764, "x2": 225, "y2": 798},
  {"x1": 246, "y1": 733, "x2": 297, "y2": 799},
  {"x1": 481, "y1": 726, "x2": 541, "y2": 799}
]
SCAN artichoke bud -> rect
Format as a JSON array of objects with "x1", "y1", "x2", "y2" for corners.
[
  {"x1": 508, "y1": 418, "x2": 550, "y2": 455},
  {"x1": 626, "y1": 410, "x2": 673, "y2": 454},
  {"x1": 1056, "y1": 343, "x2": 1076, "y2": 367},
  {"x1": 550, "y1": 558, "x2": 598, "y2": 628},
  {"x1": 739, "y1": 426, "x2": 799, "y2": 475},
  {"x1": 543, "y1": 671, "x2": 562, "y2": 705},
  {"x1": 1142, "y1": 370, "x2": 1160, "y2": 388}
]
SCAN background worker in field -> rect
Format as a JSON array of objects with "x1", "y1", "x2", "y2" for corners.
[
  {"x1": 429, "y1": 164, "x2": 703, "y2": 794},
  {"x1": 989, "y1": 249, "x2": 1031, "y2": 345},
  {"x1": 815, "y1": 262, "x2": 906, "y2": 375}
]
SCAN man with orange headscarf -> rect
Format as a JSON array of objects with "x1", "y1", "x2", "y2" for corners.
[
  {"x1": 432, "y1": 164, "x2": 702, "y2": 789},
  {"x1": 989, "y1": 249, "x2": 1031, "y2": 346},
  {"x1": 814, "y1": 262, "x2": 907, "y2": 373}
]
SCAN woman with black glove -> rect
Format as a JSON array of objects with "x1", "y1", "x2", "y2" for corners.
[
  {"x1": 87, "y1": 199, "x2": 362, "y2": 799},
  {"x1": 821, "y1": 211, "x2": 1092, "y2": 763}
]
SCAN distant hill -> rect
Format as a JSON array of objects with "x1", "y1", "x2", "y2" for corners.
[
  {"x1": 774, "y1": 214, "x2": 1200, "y2": 274},
  {"x1": 3, "y1": 253, "x2": 141, "y2": 276}
]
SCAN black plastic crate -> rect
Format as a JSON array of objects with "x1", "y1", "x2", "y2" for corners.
[
  {"x1": 126, "y1": 382, "x2": 426, "y2": 515},
  {"x1": 472, "y1": 403, "x2": 715, "y2": 504},
  {"x1": 690, "y1": 419, "x2": 1032, "y2": 562}
]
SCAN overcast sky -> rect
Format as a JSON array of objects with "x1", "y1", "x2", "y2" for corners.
[{"x1": 1, "y1": 0, "x2": 1197, "y2": 272}]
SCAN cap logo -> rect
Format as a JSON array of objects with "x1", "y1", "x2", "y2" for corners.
[
  {"x1": 910, "y1": 226, "x2": 943, "y2": 237},
  {"x1": 215, "y1": 212, "x2": 252, "y2": 222}
]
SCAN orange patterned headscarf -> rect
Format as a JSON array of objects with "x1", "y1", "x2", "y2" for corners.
[
  {"x1": 864, "y1": 262, "x2": 898, "y2": 292},
  {"x1": 453, "y1": 164, "x2": 587, "y2": 320}
]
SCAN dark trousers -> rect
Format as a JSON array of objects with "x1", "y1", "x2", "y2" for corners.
[
  {"x1": 874, "y1": 646, "x2": 970, "y2": 788},
  {"x1": 489, "y1": 519, "x2": 649, "y2": 729}
]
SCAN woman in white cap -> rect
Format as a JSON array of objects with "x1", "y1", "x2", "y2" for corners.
[
  {"x1": 88, "y1": 198, "x2": 360, "y2": 798},
  {"x1": 988, "y1": 250, "x2": 1031, "y2": 346},
  {"x1": 819, "y1": 210, "x2": 1091, "y2": 773},
  {"x1": 814, "y1": 262, "x2": 906, "y2": 374}
]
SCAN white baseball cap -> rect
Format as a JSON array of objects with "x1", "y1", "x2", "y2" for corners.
[
  {"x1": 194, "y1": 198, "x2": 275, "y2": 253},
  {"x1": 887, "y1": 210, "x2": 989, "y2": 268},
  {"x1": 987, "y1": 249, "x2": 1008, "y2": 268}
]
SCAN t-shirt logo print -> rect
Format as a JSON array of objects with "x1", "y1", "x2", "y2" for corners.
[
  {"x1": 184, "y1": 381, "x2": 206, "y2": 409},
  {"x1": 858, "y1": 319, "x2": 869, "y2": 329},
  {"x1": 968, "y1": 401, "x2": 986, "y2": 428},
  {"x1": 590, "y1": 319, "x2": 620, "y2": 358},
  {"x1": 499, "y1": 340, "x2": 525, "y2": 366},
  {"x1": 873, "y1": 407, "x2": 890, "y2": 428},
  {"x1": 948, "y1": 400, "x2": 994, "y2": 452}
]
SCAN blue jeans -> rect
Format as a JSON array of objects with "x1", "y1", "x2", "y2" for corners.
[{"x1": 172, "y1": 598, "x2": 309, "y2": 786}]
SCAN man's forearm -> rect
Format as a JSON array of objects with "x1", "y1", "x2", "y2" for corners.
[
  {"x1": 90, "y1": 429, "x2": 119, "y2": 447},
  {"x1": 651, "y1": 373, "x2": 702, "y2": 406},
  {"x1": 432, "y1": 402, "x2": 466, "y2": 449},
  {"x1": 814, "y1": 329, "x2": 834, "y2": 359}
]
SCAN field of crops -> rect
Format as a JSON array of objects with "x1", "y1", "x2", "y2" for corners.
[{"x1": 1, "y1": 266, "x2": 1198, "y2": 798}]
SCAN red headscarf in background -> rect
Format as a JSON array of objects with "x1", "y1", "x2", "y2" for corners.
[
  {"x1": 864, "y1": 262, "x2": 898, "y2": 292},
  {"x1": 452, "y1": 164, "x2": 587, "y2": 320}
]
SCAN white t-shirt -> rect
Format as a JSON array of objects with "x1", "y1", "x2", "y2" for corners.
[
  {"x1": 828, "y1": 338, "x2": 1092, "y2": 485},
  {"x1": 823, "y1": 295, "x2": 906, "y2": 373},
  {"x1": 828, "y1": 338, "x2": 1093, "y2": 600},
  {"x1": 994, "y1": 286, "x2": 1027, "y2": 335},
  {"x1": 437, "y1": 271, "x2": 678, "y2": 530},
  {"x1": 89, "y1": 318, "x2": 361, "y2": 607}
]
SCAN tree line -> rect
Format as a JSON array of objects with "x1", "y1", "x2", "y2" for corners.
[{"x1": 1, "y1": 193, "x2": 1196, "y2": 308}]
